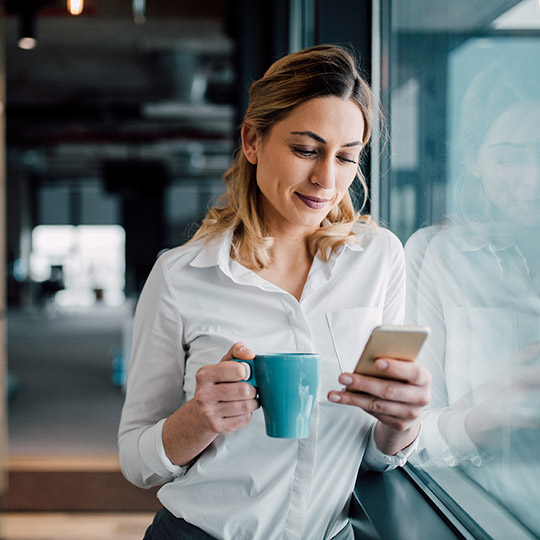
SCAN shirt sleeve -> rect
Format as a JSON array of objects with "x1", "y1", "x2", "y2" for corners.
[
  {"x1": 118, "y1": 254, "x2": 189, "y2": 488},
  {"x1": 362, "y1": 422, "x2": 420, "y2": 472},
  {"x1": 404, "y1": 230, "x2": 484, "y2": 467}
]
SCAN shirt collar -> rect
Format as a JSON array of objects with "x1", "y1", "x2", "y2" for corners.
[
  {"x1": 308, "y1": 226, "x2": 366, "y2": 289},
  {"x1": 188, "y1": 224, "x2": 365, "y2": 283},
  {"x1": 189, "y1": 228, "x2": 234, "y2": 269},
  {"x1": 458, "y1": 235, "x2": 514, "y2": 253},
  {"x1": 444, "y1": 225, "x2": 529, "y2": 279}
]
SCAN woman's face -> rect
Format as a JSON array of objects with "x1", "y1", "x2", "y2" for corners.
[
  {"x1": 242, "y1": 96, "x2": 365, "y2": 237},
  {"x1": 473, "y1": 102, "x2": 540, "y2": 227}
]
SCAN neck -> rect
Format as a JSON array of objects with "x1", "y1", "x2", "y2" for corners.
[{"x1": 254, "y1": 233, "x2": 314, "y2": 301}]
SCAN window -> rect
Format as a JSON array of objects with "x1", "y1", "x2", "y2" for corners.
[
  {"x1": 30, "y1": 225, "x2": 125, "y2": 307},
  {"x1": 373, "y1": 1, "x2": 540, "y2": 538}
]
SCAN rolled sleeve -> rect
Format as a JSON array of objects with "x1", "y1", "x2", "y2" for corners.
[
  {"x1": 139, "y1": 419, "x2": 188, "y2": 479},
  {"x1": 363, "y1": 423, "x2": 420, "y2": 472},
  {"x1": 118, "y1": 253, "x2": 187, "y2": 489}
]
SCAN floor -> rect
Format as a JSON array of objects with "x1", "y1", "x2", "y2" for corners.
[
  {"x1": 4, "y1": 302, "x2": 156, "y2": 540},
  {"x1": 7, "y1": 303, "x2": 132, "y2": 455},
  {"x1": 2, "y1": 513, "x2": 154, "y2": 540}
]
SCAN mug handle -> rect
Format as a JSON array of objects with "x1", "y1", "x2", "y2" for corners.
[{"x1": 231, "y1": 358, "x2": 256, "y2": 386}]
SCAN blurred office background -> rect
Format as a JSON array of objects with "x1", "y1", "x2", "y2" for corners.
[
  {"x1": 0, "y1": 1, "x2": 371, "y2": 538},
  {"x1": 0, "y1": 1, "x2": 539, "y2": 539}
]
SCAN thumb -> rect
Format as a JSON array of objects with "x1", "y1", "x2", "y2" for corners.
[{"x1": 220, "y1": 342, "x2": 255, "y2": 362}]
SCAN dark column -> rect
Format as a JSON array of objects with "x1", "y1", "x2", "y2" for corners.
[
  {"x1": 315, "y1": 0, "x2": 372, "y2": 76},
  {"x1": 226, "y1": 0, "x2": 290, "y2": 128},
  {"x1": 104, "y1": 160, "x2": 169, "y2": 296}
]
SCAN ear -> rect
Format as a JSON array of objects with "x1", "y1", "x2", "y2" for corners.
[
  {"x1": 241, "y1": 124, "x2": 261, "y2": 165},
  {"x1": 469, "y1": 157, "x2": 481, "y2": 179}
]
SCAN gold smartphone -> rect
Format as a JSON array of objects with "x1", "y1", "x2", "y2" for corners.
[{"x1": 354, "y1": 325, "x2": 430, "y2": 379}]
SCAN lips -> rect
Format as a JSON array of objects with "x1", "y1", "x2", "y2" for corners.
[
  {"x1": 512, "y1": 197, "x2": 540, "y2": 207},
  {"x1": 295, "y1": 192, "x2": 330, "y2": 210}
]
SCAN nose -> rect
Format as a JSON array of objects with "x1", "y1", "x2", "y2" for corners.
[
  {"x1": 310, "y1": 157, "x2": 335, "y2": 190},
  {"x1": 514, "y1": 150, "x2": 540, "y2": 199}
]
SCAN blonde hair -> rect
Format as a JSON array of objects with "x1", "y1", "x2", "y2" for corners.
[{"x1": 191, "y1": 44, "x2": 374, "y2": 269}]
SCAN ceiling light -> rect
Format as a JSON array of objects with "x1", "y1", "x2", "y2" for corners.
[
  {"x1": 18, "y1": 11, "x2": 37, "y2": 50},
  {"x1": 67, "y1": 0, "x2": 84, "y2": 16},
  {"x1": 18, "y1": 37, "x2": 37, "y2": 50}
]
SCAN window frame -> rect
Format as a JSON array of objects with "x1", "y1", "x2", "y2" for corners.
[
  {"x1": 366, "y1": 2, "x2": 540, "y2": 539},
  {"x1": 352, "y1": 463, "x2": 538, "y2": 540}
]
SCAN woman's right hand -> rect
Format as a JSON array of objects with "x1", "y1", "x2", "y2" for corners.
[
  {"x1": 465, "y1": 342, "x2": 540, "y2": 449},
  {"x1": 194, "y1": 342, "x2": 260, "y2": 434},
  {"x1": 162, "y1": 343, "x2": 259, "y2": 466}
]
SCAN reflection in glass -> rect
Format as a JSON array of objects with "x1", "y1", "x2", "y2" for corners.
[{"x1": 405, "y1": 45, "x2": 540, "y2": 536}]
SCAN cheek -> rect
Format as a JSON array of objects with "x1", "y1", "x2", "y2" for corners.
[
  {"x1": 255, "y1": 159, "x2": 294, "y2": 200},
  {"x1": 337, "y1": 170, "x2": 357, "y2": 196},
  {"x1": 478, "y1": 156, "x2": 515, "y2": 203},
  {"x1": 482, "y1": 174, "x2": 511, "y2": 209}
]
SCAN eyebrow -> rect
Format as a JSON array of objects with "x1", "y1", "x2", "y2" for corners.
[
  {"x1": 488, "y1": 142, "x2": 529, "y2": 148},
  {"x1": 290, "y1": 131, "x2": 361, "y2": 148}
]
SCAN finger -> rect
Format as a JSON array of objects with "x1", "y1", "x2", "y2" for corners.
[
  {"x1": 199, "y1": 397, "x2": 260, "y2": 421},
  {"x1": 511, "y1": 342, "x2": 540, "y2": 365},
  {"x1": 517, "y1": 366, "x2": 540, "y2": 386},
  {"x1": 368, "y1": 358, "x2": 431, "y2": 386},
  {"x1": 220, "y1": 342, "x2": 255, "y2": 362},
  {"x1": 196, "y1": 361, "x2": 252, "y2": 386},
  {"x1": 328, "y1": 389, "x2": 424, "y2": 421},
  {"x1": 208, "y1": 412, "x2": 256, "y2": 434},
  {"x1": 338, "y1": 372, "x2": 431, "y2": 406},
  {"x1": 196, "y1": 380, "x2": 257, "y2": 403}
]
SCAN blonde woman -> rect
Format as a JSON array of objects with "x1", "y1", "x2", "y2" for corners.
[
  {"x1": 405, "y1": 52, "x2": 540, "y2": 535},
  {"x1": 119, "y1": 44, "x2": 430, "y2": 540}
]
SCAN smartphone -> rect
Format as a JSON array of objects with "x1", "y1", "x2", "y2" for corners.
[{"x1": 354, "y1": 325, "x2": 430, "y2": 379}]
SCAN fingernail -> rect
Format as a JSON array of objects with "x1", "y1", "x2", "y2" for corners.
[
  {"x1": 329, "y1": 393, "x2": 341, "y2": 402},
  {"x1": 340, "y1": 375, "x2": 353, "y2": 385},
  {"x1": 242, "y1": 363, "x2": 251, "y2": 381},
  {"x1": 376, "y1": 360, "x2": 388, "y2": 370}
]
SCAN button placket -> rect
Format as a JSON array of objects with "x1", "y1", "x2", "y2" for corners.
[
  {"x1": 280, "y1": 297, "x2": 314, "y2": 353},
  {"x1": 279, "y1": 299, "x2": 320, "y2": 540}
]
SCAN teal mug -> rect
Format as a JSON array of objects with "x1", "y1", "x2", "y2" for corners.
[{"x1": 233, "y1": 353, "x2": 321, "y2": 439}]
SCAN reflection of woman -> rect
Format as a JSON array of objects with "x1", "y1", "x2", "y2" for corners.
[
  {"x1": 405, "y1": 54, "x2": 540, "y2": 535},
  {"x1": 119, "y1": 45, "x2": 430, "y2": 540}
]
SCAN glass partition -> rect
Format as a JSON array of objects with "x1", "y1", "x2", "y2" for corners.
[{"x1": 374, "y1": 0, "x2": 540, "y2": 537}]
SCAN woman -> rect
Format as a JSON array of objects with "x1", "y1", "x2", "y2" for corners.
[
  {"x1": 119, "y1": 44, "x2": 431, "y2": 540},
  {"x1": 405, "y1": 51, "x2": 540, "y2": 535}
]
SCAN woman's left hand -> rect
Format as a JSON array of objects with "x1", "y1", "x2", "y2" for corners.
[{"x1": 328, "y1": 358, "x2": 431, "y2": 455}]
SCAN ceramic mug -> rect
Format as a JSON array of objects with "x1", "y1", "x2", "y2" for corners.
[{"x1": 233, "y1": 353, "x2": 321, "y2": 439}]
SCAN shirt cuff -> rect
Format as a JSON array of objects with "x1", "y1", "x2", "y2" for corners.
[
  {"x1": 363, "y1": 423, "x2": 420, "y2": 471},
  {"x1": 138, "y1": 418, "x2": 188, "y2": 479},
  {"x1": 436, "y1": 407, "x2": 485, "y2": 466}
]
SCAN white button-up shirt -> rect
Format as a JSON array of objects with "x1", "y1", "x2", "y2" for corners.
[
  {"x1": 405, "y1": 225, "x2": 540, "y2": 535},
  {"x1": 119, "y1": 223, "x2": 409, "y2": 540}
]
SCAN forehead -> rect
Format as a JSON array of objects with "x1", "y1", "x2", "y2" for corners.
[
  {"x1": 273, "y1": 96, "x2": 365, "y2": 142},
  {"x1": 483, "y1": 102, "x2": 540, "y2": 146}
]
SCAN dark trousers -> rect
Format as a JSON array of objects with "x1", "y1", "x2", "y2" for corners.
[
  {"x1": 143, "y1": 507, "x2": 355, "y2": 539},
  {"x1": 143, "y1": 507, "x2": 216, "y2": 539}
]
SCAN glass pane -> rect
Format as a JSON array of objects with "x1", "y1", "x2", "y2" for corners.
[{"x1": 379, "y1": 1, "x2": 540, "y2": 537}]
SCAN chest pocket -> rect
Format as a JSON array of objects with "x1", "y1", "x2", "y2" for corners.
[{"x1": 318, "y1": 307, "x2": 382, "y2": 395}]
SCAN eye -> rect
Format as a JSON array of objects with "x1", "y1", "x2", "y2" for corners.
[
  {"x1": 292, "y1": 146, "x2": 317, "y2": 158},
  {"x1": 337, "y1": 154, "x2": 358, "y2": 165},
  {"x1": 494, "y1": 147, "x2": 525, "y2": 167}
]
